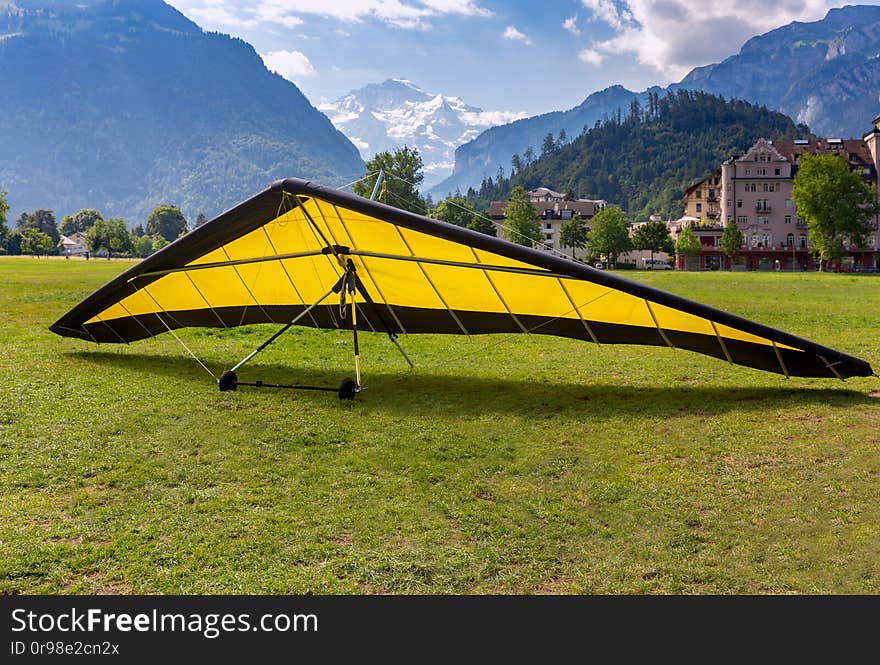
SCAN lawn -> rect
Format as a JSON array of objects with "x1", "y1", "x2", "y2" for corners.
[{"x1": 1, "y1": 256, "x2": 878, "y2": 594}]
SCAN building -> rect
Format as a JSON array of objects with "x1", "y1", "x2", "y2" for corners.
[
  {"x1": 680, "y1": 129, "x2": 880, "y2": 271},
  {"x1": 58, "y1": 232, "x2": 88, "y2": 257},
  {"x1": 487, "y1": 187, "x2": 607, "y2": 252},
  {"x1": 681, "y1": 169, "x2": 722, "y2": 223}
]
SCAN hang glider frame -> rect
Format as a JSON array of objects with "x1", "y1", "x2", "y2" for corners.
[{"x1": 48, "y1": 177, "x2": 876, "y2": 395}]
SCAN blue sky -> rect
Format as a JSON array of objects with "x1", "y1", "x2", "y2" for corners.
[{"x1": 166, "y1": 1, "x2": 877, "y2": 117}]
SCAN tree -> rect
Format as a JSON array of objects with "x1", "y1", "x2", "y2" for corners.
[
  {"x1": 719, "y1": 222, "x2": 745, "y2": 269},
  {"x1": 559, "y1": 214, "x2": 588, "y2": 257},
  {"x1": 431, "y1": 197, "x2": 476, "y2": 227},
  {"x1": 195, "y1": 213, "x2": 208, "y2": 228},
  {"x1": 675, "y1": 225, "x2": 701, "y2": 270},
  {"x1": 523, "y1": 146, "x2": 535, "y2": 166},
  {"x1": 466, "y1": 215, "x2": 497, "y2": 236},
  {"x1": 132, "y1": 234, "x2": 155, "y2": 258},
  {"x1": 632, "y1": 219, "x2": 673, "y2": 263},
  {"x1": 19, "y1": 228, "x2": 54, "y2": 256},
  {"x1": 501, "y1": 186, "x2": 542, "y2": 247},
  {"x1": 152, "y1": 236, "x2": 170, "y2": 252},
  {"x1": 60, "y1": 208, "x2": 102, "y2": 235},
  {"x1": 791, "y1": 153, "x2": 880, "y2": 271},
  {"x1": 86, "y1": 218, "x2": 133, "y2": 259},
  {"x1": 146, "y1": 205, "x2": 187, "y2": 242},
  {"x1": 353, "y1": 146, "x2": 425, "y2": 214},
  {"x1": 541, "y1": 132, "x2": 556, "y2": 157},
  {"x1": 0, "y1": 188, "x2": 9, "y2": 249},
  {"x1": 17, "y1": 209, "x2": 59, "y2": 246},
  {"x1": 557, "y1": 129, "x2": 568, "y2": 148},
  {"x1": 6, "y1": 231, "x2": 22, "y2": 255},
  {"x1": 510, "y1": 153, "x2": 523, "y2": 174},
  {"x1": 587, "y1": 206, "x2": 632, "y2": 267}
]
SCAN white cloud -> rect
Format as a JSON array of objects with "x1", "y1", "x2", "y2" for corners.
[
  {"x1": 254, "y1": 2, "x2": 305, "y2": 28},
  {"x1": 172, "y1": 0, "x2": 491, "y2": 31},
  {"x1": 262, "y1": 50, "x2": 316, "y2": 81},
  {"x1": 578, "y1": 0, "x2": 855, "y2": 80},
  {"x1": 578, "y1": 47, "x2": 605, "y2": 66},
  {"x1": 502, "y1": 25, "x2": 531, "y2": 45},
  {"x1": 563, "y1": 16, "x2": 581, "y2": 36},
  {"x1": 459, "y1": 109, "x2": 528, "y2": 126}
]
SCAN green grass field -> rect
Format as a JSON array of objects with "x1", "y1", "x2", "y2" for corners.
[{"x1": 1, "y1": 256, "x2": 878, "y2": 594}]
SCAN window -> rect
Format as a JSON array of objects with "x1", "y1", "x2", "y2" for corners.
[
  {"x1": 799, "y1": 234, "x2": 807, "y2": 248},
  {"x1": 774, "y1": 168, "x2": 781, "y2": 176},
  {"x1": 787, "y1": 233, "x2": 794, "y2": 246},
  {"x1": 785, "y1": 215, "x2": 792, "y2": 224},
  {"x1": 737, "y1": 215, "x2": 748, "y2": 225},
  {"x1": 744, "y1": 168, "x2": 751, "y2": 175},
  {"x1": 696, "y1": 203, "x2": 702, "y2": 213},
  {"x1": 785, "y1": 199, "x2": 793, "y2": 209},
  {"x1": 757, "y1": 168, "x2": 767, "y2": 176},
  {"x1": 545, "y1": 223, "x2": 552, "y2": 230},
  {"x1": 708, "y1": 189, "x2": 715, "y2": 198},
  {"x1": 737, "y1": 199, "x2": 743, "y2": 208},
  {"x1": 759, "y1": 216, "x2": 769, "y2": 225}
]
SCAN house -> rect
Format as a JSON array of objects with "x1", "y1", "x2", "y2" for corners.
[
  {"x1": 487, "y1": 188, "x2": 607, "y2": 253},
  {"x1": 58, "y1": 232, "x2": 88, "y2": 257},
  {"x1": 679, "y1": 128, "x2": 880, "y2": 271}
]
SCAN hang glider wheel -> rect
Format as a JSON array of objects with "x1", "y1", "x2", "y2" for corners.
[
  {"x1": 218, "y1": 370, "x2": 238, "y2": 392},
  {"x1": 338, "y1": 378, "x2": 359, "y2": 400}
]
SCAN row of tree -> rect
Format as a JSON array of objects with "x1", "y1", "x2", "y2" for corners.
[{"x1": 0, "y1": 190, "x2": 201, "y2": 258}]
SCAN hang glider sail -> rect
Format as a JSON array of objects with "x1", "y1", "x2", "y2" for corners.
[{"x1": 51, "y1": 177, "x2": 873, "y2": 396}]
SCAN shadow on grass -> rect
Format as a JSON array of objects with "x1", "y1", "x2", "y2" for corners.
[{"x1": 67, "y1": 350, "x2": 874, "y2": 418}]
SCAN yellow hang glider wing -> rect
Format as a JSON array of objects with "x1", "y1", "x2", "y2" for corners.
[{"x1": 51, "y1": 178, "x2": 873, "y2": 383}]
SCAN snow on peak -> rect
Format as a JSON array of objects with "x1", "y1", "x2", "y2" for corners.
[{"x1": 321, "y1": 80, "x2": 526, "y2": 188}]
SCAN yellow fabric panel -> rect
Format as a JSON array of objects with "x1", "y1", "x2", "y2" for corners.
[
  {"x1": 485, "y1": 271, "x2": 575, "y2": 318},
  {"x1": 186, "y1": 266, "x2": 254, "y2": 309},
  {"x1": 233, "y1": 259, "x2": 307, "y2": 306},
  {"x1": 472, "y1": 247, "x2": 554, "y2": 271},
  {"x1": 279, "y1": 256, "x2": 340, "y2": 301},
  {"x1": 266, "y1": 207, "x2": 325, "y2": 255},
  {"x1": 648, "y1": 302, "x2": 716, "y2": 337},
  {"x1": 415, "y1": 263, "x2": 510, "y2": 313},
  {"x1": 218, "y1": 226, "x2": 273, "y2": 261},
  {"x1": 333, "y1": 209, "x2": 414, "y2": 258},
  {"x1": 189, "y1": 246, "x2": 230, "y2": 266},
  {"x1": 399, "y1": 227, "x2": 485, "y2": 264},
  {"x1": 573, "y1": 286, "x2": 655, "y2": 328},
  {"x1": 347, "y1": 256, "x2": 447, "y2": 310},
  {"x1": 715, "y1": 323, "x2": 798, "y2": 350}
]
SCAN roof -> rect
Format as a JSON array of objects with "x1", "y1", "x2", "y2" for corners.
[
  {"x1": 768, "y1": 138, "x2": 875, "y2": 170},
  {"x1": 487, "y1": 199, "x2": 602, "y2": 219}
]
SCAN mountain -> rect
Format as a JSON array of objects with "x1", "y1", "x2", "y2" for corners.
[
  {"x1": 0, "y1": 0, "x2": 363, "y2": 224},
  {"x1": 676, "y1": 4, "x2": 880, "y2": 138},
  {"x1": 434, "y1": 4, "x2": 880, "y2": 200},
  {"x1": 465, "y1": 91, "x2": 810, "y2": 219},
  {"x1": 429, "y1": 84, "x2": 649, "y2": 198},
  {"x1": 318, "y1": 79, "x2": 525, "y2": 190}
]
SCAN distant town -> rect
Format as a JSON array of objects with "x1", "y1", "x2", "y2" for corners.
[{"x1": 486, "y1": 116, "x2": 880, "y2": 273}]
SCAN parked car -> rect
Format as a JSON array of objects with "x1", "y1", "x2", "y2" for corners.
[
  {"x1": 593, "y1": 262, "x2": 604, "y2": 270},
  {"x1": 643, "y1": 258, "x2": 672, "y2": 270}
]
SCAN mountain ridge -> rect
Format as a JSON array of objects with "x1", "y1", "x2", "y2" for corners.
[
  {"x1": 431, "y1": 4, "x2": 880, "y2": 199},
  {"x1": 0, "y1": 0, "x2": 364, "y2": 224}
]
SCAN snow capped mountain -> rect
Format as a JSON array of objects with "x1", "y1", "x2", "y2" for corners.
[{"x1": 318, "y1": 79, "x2": 525, "y2": 190}]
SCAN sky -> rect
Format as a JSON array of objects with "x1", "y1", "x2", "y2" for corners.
[{"x1": 165, "y1": 1, "x2": 878, "y2": 118}]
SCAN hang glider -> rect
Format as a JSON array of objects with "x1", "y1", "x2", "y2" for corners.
[{"x1": 51, "y1": 178, "x2": 873, "y2": 398}]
